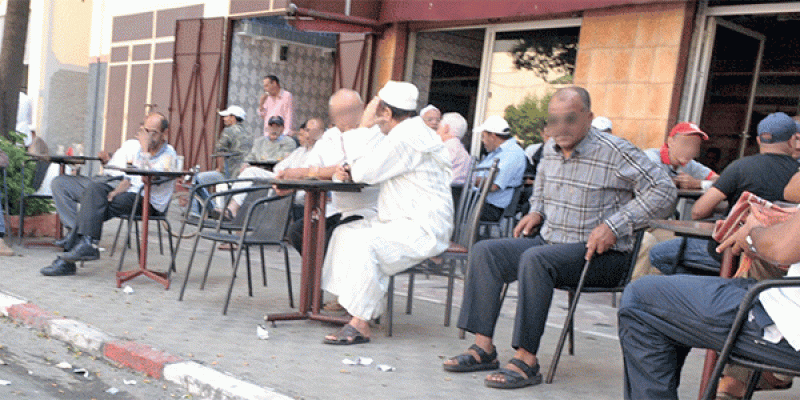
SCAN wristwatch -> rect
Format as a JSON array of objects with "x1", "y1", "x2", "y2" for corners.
[{"x1": 745, "y1": 234, "x2": 758, "y2": 254}]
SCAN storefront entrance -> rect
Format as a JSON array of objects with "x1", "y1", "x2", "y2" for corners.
[{"x1": 687, "y1": 3, "x2": 800, "y2": 172}]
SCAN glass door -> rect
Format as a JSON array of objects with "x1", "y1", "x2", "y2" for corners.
[{"x1": 692, "y1": 17, "x2": 765, "y2": 168}]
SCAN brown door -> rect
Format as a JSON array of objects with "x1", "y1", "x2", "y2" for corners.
[
  {"x1": 333, "y1": 32, "x2": 374, "y2": 99},
  {"x1": 169, "y1": 17, "x2": 228, "y2": 170}
]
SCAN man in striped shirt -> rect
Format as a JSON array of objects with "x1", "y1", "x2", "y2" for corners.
[{"x1": 443, "y1": 86, "x2": 676, "y2": 390}]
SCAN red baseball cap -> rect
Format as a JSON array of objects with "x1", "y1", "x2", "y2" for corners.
[{"x1": 669, "y1": 122, "x2": 708, "y2": 140}]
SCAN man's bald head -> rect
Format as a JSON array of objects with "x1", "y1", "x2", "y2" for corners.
[
  {"x1": 551, "y1": 86, "x2": 591, "y2": 112},
  {"x1": 329, "y1": 89, "x2": 364, "y2": 132}
]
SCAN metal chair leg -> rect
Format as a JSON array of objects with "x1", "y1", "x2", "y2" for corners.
[
  {"x1": 110, "y1": 218, "x2": 124, "y2": 257},
  {"x1": 282, "y1": 244, "x2": 294, "y2": 308},
  {"x1": 387, "y1": 275, "x2": 394, "y2": 337},
  {"x1": 405, "y1": 272, "x2": 415, "y2": 315},
  {"x1": 244, "y1": 246, "x2": 253, "y2": 297},
  {"x1": 259, "y1": 245, "x2": 267, "y2": 287}
]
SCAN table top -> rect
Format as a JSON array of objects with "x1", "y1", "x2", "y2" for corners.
[
  {"x1": 247, "y1": 160, "x2": 278, "y2": 168},
  {"x1": 211, "y1": 151, "x2": 242, "y2": 158},
  {"x1": 265, "y1": 178, "x2": 367, "y2": 192},
  {"x1": 26, "y1": 153, "x2": 101, "y2": 164},
  {"x1": 649, "y1": 219, "x2": 715, "y2": 238},
  {"x1": 104, "y1": 165, "x2": 194, "y2": 178},
  {"x1": 677, "y1": 189, "x2": 705, "y2": 199}
]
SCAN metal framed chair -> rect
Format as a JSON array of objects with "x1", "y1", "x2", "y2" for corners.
[
  {"x1": 544, "y1": 228, "x2": 646, "y2": 383},
  {"x1": 110, "y1": 179, "x2": 176, "y2": 261},
  {"x1": 479, "y1": 184, "x2": 523, "y2": 238},
  {"x1": 113, "y1": 178, "x2": 178, "y2": 275},
  {"x1": 179, "y1": 185, "x2": 295, "y2": 315},
  {"x1": 701, "y1": 277, "x2": 800, "y2": 400},
  {"x1": 386, "y1": 159, "x2": 499, "y2": 336}
]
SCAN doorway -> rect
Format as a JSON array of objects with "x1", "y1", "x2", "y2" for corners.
[{"x1": 691, "y1": 9, "x2": 800, "y2": 171}]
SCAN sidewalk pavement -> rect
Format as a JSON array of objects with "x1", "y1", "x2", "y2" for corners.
[{"x1": 0, "y1": 218, "x2": 780, "y2": 400}]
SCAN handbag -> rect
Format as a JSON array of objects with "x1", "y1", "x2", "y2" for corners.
[{"x1": 711, "y1": 191, "x2": 797, "y2": 277}]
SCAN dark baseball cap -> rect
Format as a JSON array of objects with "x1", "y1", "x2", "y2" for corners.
[
  {"x1": 267, "y1": 115, "x2": 285, "y2": 126},
  {"x1": 757, "y1": 112, "x2": 796, "y2": 144}
]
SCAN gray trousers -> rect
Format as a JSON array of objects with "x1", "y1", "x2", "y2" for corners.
[
  {"x1": 618, "y1": 275, "x2": 800, "y2": 400},
  {"x1": 457, "y1": 235, "x2": 627, "y2": 354},
  {"x1": 51, "y1": 175, "x2": 92, "y2": 230}
]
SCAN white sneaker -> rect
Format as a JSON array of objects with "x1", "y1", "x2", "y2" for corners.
[{"x1": 0, "y1": 238, "x2": 14, "y2": 256}]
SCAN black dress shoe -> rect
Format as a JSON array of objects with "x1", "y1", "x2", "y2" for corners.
[
  {"x1": 59, "y1": 236, "x2": 99, "y2": 262},
  {"x1": 40, "y1": 259, "x2": 77, "y2": 276},
  {"x1": 54, "y1": 228, "x2": 80, "y2": 250}
]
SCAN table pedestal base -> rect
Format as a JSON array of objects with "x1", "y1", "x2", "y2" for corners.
[
  {"x1": 116, "y1": 269, "x2": 170, "y2": 289},
  {"x1": 265, "y1": 311, "x2": 350, "y2": 326}
]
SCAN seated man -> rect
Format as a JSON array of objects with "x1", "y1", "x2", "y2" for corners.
[
  {"x1": 420, "y1": 104, "x2": 441, "y2": 131},
  {"x1": 278, "y1": 89, "x2": 381, "y2": 255},
  {"x1": 41, "y1": 112, "x2": 176, "y2": 276},
  {"x1": 619, "y1": 210, "x2": 800, "y2": 400},
  {"x1": 436, "y1": 112, "x2": 471, "y2": 185},
  {"x1": 649, "y1": 112, "x2": 800, "y2": 276},
  {"x1": 644, "y1": 122, "x2": 718, "y2": 190},
  {"x1": 190, "y1": 105, "x2": 253, "y2": 214},
  {"x1": 246, "y1": 115, "x2": 296, "y2": 163},
  {"x1": 474, "y1": 115, "x2": 527, "y2": 222},
  {"x1": 443, "y1": 86, "x2": 676, "y2": 390},
  {"x1": 222, "y1": 118, "x2": 324, "y2": 218},
  {"x1": 321, "y1": 81, "x2": 453, "y2": 344}
]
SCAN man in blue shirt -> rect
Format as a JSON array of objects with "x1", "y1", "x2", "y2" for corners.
[{"x1": 475, "y1": 116, "x2": 526, "y2": 221}]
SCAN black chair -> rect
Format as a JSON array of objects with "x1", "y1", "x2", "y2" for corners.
[
  {"x1": 110, "y1": 180, "x2": 176, "y2": 260},
  {"x1": 386, "y1": 159, "x2": 499, "y2": 336},
  {"x1": 179, "y1": 185, "x2": 294, "y2": 315},
  {"x1": 545, "y1": 229, "x2": 646, "y2": 383},
  {"x1": 479, "y1": 184, "x2": 523, "y2": 238},
  {"x1": 114, "y1": 179, "x2": 178, "y2": 275},
  {"x1": 701, "y1": 277, "x2": 800, "y2": 400}
]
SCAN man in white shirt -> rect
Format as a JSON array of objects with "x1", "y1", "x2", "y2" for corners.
[
  {"x1": 421, "y1": 104, "x2": 441, "y2": 131},
  {"x1": 619, "y1": 211, "x2": 800, "y2": 399},
  {"x1": 277, "y1": 89, "x2": 381, "y2": 255},
  {"x1": 321, "y1": 81, "x2": 454, "y2": 345},
  {"x1": 42, "y1": 113, "x2": 176, "y2": 276}
]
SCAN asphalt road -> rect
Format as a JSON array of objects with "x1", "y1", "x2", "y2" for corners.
[{"x1": 0, "y1": 318, "x2": 187, "y2": 399}]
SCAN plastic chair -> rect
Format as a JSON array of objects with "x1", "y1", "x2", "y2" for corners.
[
  {"x1": 544, "y1": 229, "x2": 646, "y2": 383},
  {"x1": 701, "y1": 277, "x2": 800, "y2": 400},
  {"x1": 386, "y1": 159, "x2": 499, "y2": 336}
]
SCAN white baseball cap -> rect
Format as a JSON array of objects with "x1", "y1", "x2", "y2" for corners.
[
  {"x1": 591, "y1": 116, "x2": 612, "y2": 132},
  {"x1": 218, "y1": 105, "x2": 246, "y2": 119},
  {"x1": 475, "y1": 116, "x2": 511, "y2": 136},
  {"x1": 377, "y1": 81, "x2": 418, "y2": 111}
]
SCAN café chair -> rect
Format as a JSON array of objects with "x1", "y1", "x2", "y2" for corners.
[
  {"x1": 385, "y1": 160, "x2": 499, "y2": 336},
  {"x1": 113, "y1": 178, "x2": 178, "y2": 274},
  {"x1": 179, "y1": 185, "x2": 294, "y2": 315},
  {"x1": 109, "y1": 179, "x2": 176, "y2": 260},
  {"x1": 478, "y1": 184, "x2": 524, "y2": 238},
  {"x1": 544, "y1": 228, "x2": 646, "y2": 384},
  {"x1": 701, "y1": 277, "x2": 800, "y2": 400}
]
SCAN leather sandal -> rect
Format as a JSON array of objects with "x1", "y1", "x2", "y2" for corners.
[
  {"x1": 443, "y1": 344, "x2": 499, "y2": 372},
  {"x1": 484, "y1": 358, "x2": 542, "y2": 389},
  {"x1": 322, "y1": 324, "x2": 370, "y2": 345}
]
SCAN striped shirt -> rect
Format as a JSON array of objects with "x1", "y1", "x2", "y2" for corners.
[{"x1": 530, "y1": 128, "x2": 676, "y2": 252}]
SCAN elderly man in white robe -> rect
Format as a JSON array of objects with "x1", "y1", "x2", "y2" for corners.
[{"x1": 322, "y1": 81, "x2": 454, "y2": 345}]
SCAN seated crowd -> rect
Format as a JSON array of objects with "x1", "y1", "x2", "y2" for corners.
[{"x1": 20, "y1": 79, "x2": 800, "y2": 399}]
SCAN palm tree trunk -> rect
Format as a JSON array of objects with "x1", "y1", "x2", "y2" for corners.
[{"x1": 0, "y1": 0, "x2": 31, "y2": 140}]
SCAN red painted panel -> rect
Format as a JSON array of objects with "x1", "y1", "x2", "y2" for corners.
[
  {"x1": 105, "y1": 66, "x2": 127, "y2": 152},
  {"x1": 378, "y1": 0, "x2": 685, "y2": 23}
]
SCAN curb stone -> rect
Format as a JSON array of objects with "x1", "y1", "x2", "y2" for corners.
[{"x1": 0, "y1": 291, "x2": 287, "y2": 400}]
